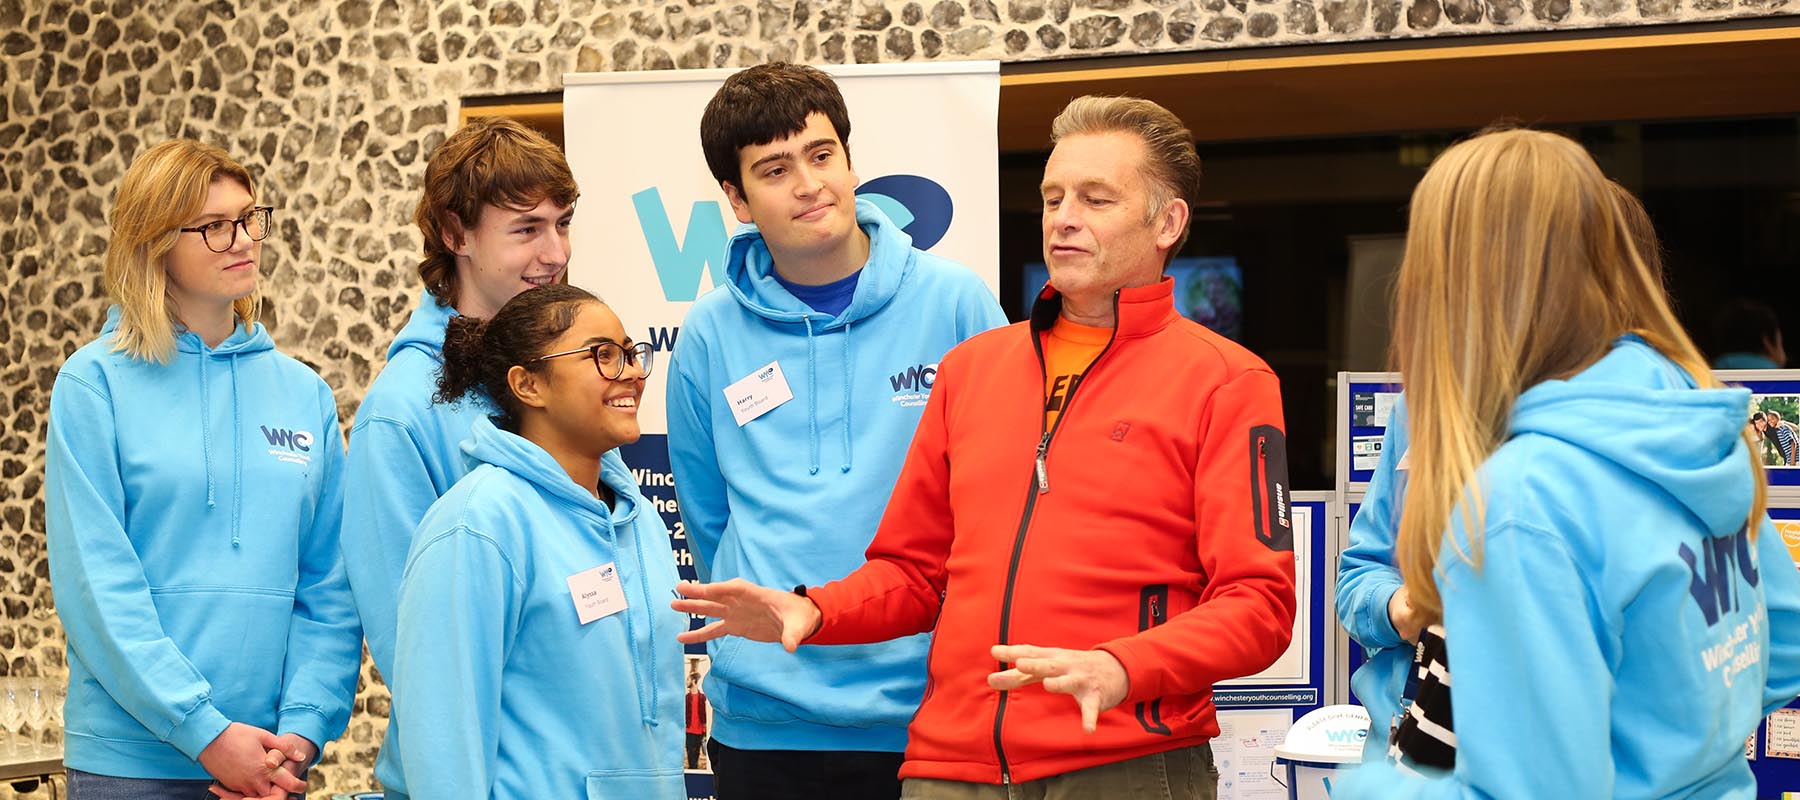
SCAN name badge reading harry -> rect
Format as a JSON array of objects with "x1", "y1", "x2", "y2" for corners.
[
  {"x1": 567, "y1": 562, "x2": 628, "y2": 624},
  {"x1": 723, "y1": 361, "x2": 795, "y2": 427}
]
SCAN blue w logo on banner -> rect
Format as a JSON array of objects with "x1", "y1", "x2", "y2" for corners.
[
  {"x1": 632, "y1": 175, "x2": 955, "y2": 302},
  {"x1": 631, "y1": 188, "x2": 730, "y2": 304},
  {"x1": 857, "y1": 174, "x2": 955, "y2": 250}
]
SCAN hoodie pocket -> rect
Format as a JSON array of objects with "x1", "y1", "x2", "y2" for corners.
[
  {"x1": 156, "y1": 588, "x2": 293, "y2": 726},
  {"x1": 585, "y1": 766, "x2": 684, "y2": 800},
  {"x1": 73, "y1": 588, "x2": 292, "y2": 743}
]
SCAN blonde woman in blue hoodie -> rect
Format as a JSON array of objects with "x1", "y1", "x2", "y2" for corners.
[
  {"x1": 45, "y1": 140, "x2": 362, "y2": 799},
  {"x1": 1335, "y1": 128, "x2": 1800, "y2": 798},
  {"x1": 393, "y1": 284, "x2": 684, "y2": 799}
]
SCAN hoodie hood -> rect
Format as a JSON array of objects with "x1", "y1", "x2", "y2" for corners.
[
  {"x1": 100, "y1": 304, "x2": 275, "y2": 358},
  {"x1": 105, "y1": 305, "x2": 274, "y2": 547},
  {"x1": 1509, "y1": 336, "x2": 1755, "y2": 537},
  {"x1": 460, "y1": 416, "x2": 641, "y2": 528},
  {"x1": 722, "y1": 197, "x2": 916, "y2": 329},
  {"x1": 718, "y1": 199, "x2": 922, "y2": 475},
  {"x1": 387, "y1": 289, "x2": 458, "y2": 362}
]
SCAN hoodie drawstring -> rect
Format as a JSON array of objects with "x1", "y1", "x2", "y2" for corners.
[
  {"x1": 802, "y1": 317, "x2": 821, "y2": 476},
  {"x1": 199, "y1": 356, "x2": 217, "y2": 510},
  {"x1": 840, "y1": 320, "x2": 853, "y2": 473},
  {"x1": 630, "y1": 513, "x2": 659, "y2": 727},
  {"x1": 229, "y1": 354, "x2": 243, "y2": 549},
  {"x1": 604, "y1": 493, "x2": 658, "y2": 728}
]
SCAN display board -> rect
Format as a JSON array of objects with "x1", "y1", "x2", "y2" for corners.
[
  {"x1": 1753, "y1": 504, "x2": 1800, "y2": 798},
  {"x1": 1338, "y1": 500, "x2": 1370, "y2": 706},
  {"x1": 1717, "y1": 369, "x2": 1800, "y2": 488},
  {"x1": 1214, "y1": 492, "x2": 1333, "y2": 719},
  {"x1": 1210, "y1": 492, "x2": 1341, "y2": 800},
  {"x1": 1335, "y1": 372, "x2": 1402, "y2": 491},
  {"x1": 1333, "y1": 371, "x2": 1399, "y2": 709}
]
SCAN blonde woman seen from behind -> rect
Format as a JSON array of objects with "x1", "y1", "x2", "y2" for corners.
[{"x1": 1335, "y1": 128, "x2": 1800, "y2": 799}]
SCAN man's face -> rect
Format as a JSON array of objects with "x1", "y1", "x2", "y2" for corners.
[
  {"x1": 451, "y1": 196, "x2": 573, "y2": 319},
  {"x1": 723, "y1": 112, "x2": 860, "y2": 259},
  {"x1": 1039, "y1": 131, "x2": 1185, "y2": 306},
  {"x1": 1769, "y1": 413, "x2": 1784, "y2": 427}
]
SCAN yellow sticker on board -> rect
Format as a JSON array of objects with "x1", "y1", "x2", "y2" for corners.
[{"x1": 1776, "y1": 520, "x2": 1800, "y2": 569}]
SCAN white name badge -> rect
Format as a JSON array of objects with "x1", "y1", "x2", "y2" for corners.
[
  {"x1": 723, "y1": 361, "x2": 795, "y2": 427},
  {"x1": 567, "y1": 562, "x2": 628, "y2": 625}
]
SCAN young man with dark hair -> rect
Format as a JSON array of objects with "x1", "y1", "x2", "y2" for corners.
[
  {"x1": 339, "y1": 116, "x2": 579, "y2": 800},
  {"x1": 667, "y1": 62, "x2": 1005, "y2": 800}
]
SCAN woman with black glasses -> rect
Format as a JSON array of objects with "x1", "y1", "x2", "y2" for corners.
[
  {"x1": 392, "y1": 283, "x2": 684, "y2": 799},
  {"x1": 45, "y1": 139, "x2": 361, "y2": 799}
]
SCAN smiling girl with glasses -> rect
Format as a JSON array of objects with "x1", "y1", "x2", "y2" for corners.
[{"x1": 392, "y1": 283, "x2": 684, "y2": 799}]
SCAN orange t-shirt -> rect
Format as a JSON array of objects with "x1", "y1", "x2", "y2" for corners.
[{"x1": 1041, "y1": 316, "x2": 1112, "y2": 430}]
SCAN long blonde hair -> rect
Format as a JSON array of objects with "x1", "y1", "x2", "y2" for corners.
[
  {"x1": 104, "y1": 139, "x2": 261, "y2": 363},
  {"x1": 1390, "y1": 127, "x2": 1764, "y2": 623}
]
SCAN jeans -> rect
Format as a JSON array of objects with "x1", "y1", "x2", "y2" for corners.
[
  {"x1": 65, "y1": 769, "x2": 216, "y2": 800},
  {"x1": 66, "y1": 768, "x2": 306, "y2": 800}
]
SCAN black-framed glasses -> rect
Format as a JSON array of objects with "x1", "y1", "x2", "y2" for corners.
[
  {"x1": 179, "y1": 206, "x2": 274, "y2": 253},
  {"x1": 529, "y1": 341, "x2": 655, "y2": 380}
]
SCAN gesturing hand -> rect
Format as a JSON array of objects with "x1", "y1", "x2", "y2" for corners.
[
  {"x1": 671, "y1": 579, "x2": 822, "y2": 652},
  {"x1": 198, "y1": 723, "x2": 308, "y2": 799},
  {"x1": 987, "y1": 644, "x2": 1130, "y2": 734}
]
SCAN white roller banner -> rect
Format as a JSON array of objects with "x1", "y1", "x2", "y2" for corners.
[
  {"x1": 561, "y1": 62, "x2": 999, "y2": 793},
  {"x1": 563, "y1": 61, "x2": 1001, "y2": 436}
]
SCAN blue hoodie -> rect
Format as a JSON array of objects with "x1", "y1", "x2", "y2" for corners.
[
  {"x1": 1336, "y1": 338, "x2": 1800, "y2": 799},
  {"x1": 393, "y1": 417, "x2": 683, "y2": 799},
  {"x1": 1335, "y1": 393, "x2": 1414, "y2": 764},
  {"x1": 45, "y1": 308, "x2": 362, "y2": 778},
  {"x1": 341, "y1": 291, "x2": 494, "y2": 798},
  {"x1": 666, "y1": 199, "x2": 1005, "y2": 752}
]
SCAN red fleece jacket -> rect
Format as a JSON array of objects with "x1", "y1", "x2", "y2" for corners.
[{"x1": 807, "y1": 277, "x2": 1298, "y2": 784}]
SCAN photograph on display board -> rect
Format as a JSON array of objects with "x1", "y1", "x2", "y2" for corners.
[
  {"x1": 685, "y1": 654, "x2": 714, "y2": 773},
  {"x1": 1749, "y1": 394, "x2": 1800, "y2": 467}
]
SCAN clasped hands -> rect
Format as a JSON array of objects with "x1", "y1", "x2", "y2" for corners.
[
  {"x1": 671, "y1": 579, "x2": 1130, "y2": 732},
  {"x1": 200, "y1": 722, "x2": 316, "y2": 800}
]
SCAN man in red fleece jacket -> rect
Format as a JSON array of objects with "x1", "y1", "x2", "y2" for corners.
[{"x1": 674, "y1": 95, "x2": 1297, "y2": 800}]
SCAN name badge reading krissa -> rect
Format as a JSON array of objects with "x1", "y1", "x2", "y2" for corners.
[
  {"x1": 567, "y1": 562, "x2": 628, "y2": 625},
  {"x1": 723, "y1": 361, "x2": 795, "y2": 427}
]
